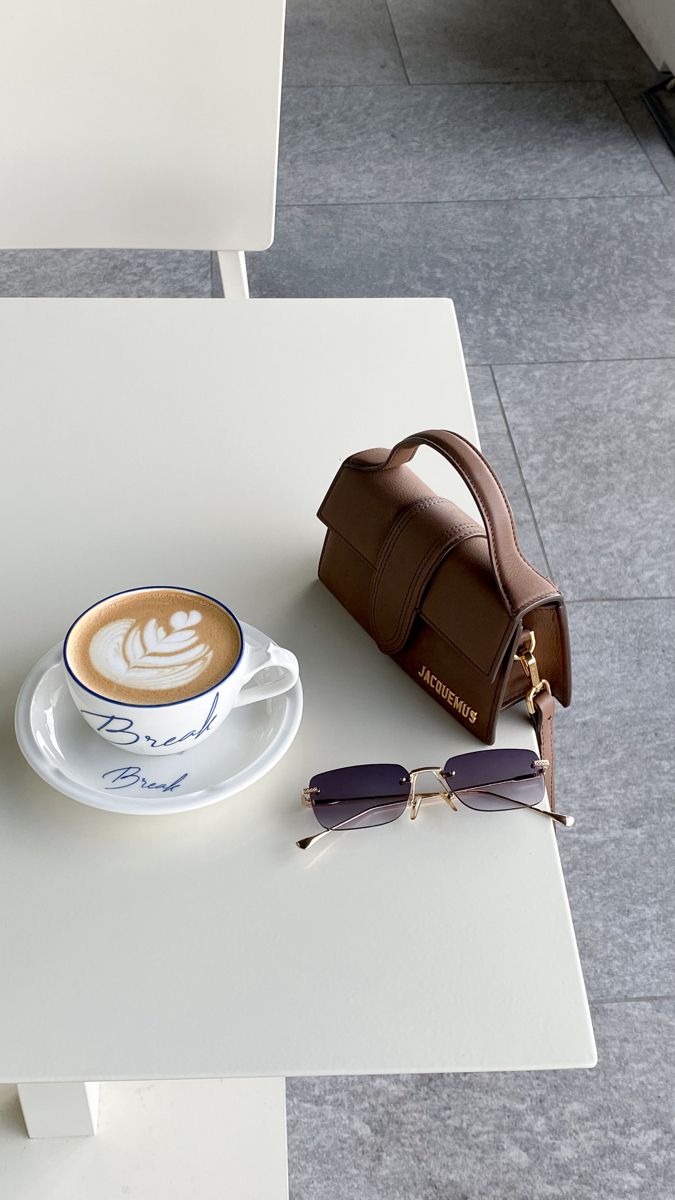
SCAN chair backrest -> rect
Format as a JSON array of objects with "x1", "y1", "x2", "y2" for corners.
[{"x1": 0, "y1": 0, "x2": 286, "y2": 251}]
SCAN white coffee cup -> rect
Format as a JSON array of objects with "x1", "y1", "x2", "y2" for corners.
[{"x1": 63, "y1": 587, "x2": 299, "y2": 756}]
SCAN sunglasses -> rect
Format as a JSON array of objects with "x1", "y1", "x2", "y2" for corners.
[{"x1": 297, "y1": 748, "x2": 573, "y2": 850}]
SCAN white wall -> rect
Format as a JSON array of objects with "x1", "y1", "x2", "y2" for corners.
[{"x1": 612, "y1": 1, "x2": 675, "y2": 72}]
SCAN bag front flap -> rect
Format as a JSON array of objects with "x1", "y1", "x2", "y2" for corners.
[{"x1": 319, "y1": 453, "x2": 524, "y2": 680}]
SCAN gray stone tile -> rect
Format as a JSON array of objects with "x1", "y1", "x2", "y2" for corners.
[
  {"x1": 249, "y1": 198, "x2": 675, "y2": 364},
  {"x1": 561, "y1": 821, "x2": 674, "y2": 1002},
  {"x1": 558, "y1": 601, "x2": 674, "y2": 816},
  {"x1": 609, "y1": 79, "x2": 675, "y2": 196},
  {"x1": 0, "y1": 250, "x2": 211, "y2": 297},
  {"x1": 287, "y1": 999, "x2": 675, "y2": 1200},
  {"x1": 278, "y1": 83, "x2": 664, "y2": 203},
  {"x1": 468, "y1": 367, "x2": 550, "y2": 576},
  {"x1": 387, "y1": 0, "x2": 656, "y2": 84},
  {"x1": 283, "y1": 0, "x2": 406, "y2": 86},
  {"x1": 493, "y1": 361, "x2": 675, "y2": 599},
  {"x1": 555, "y1": 601, "x2": 675, "y2": 999}
]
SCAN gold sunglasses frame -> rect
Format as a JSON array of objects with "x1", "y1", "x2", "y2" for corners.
[{"x1": 297, "y1": 759, "x2": 573, "y2": 849}]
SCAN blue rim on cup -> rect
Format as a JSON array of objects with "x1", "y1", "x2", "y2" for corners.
[{"x1": 63, "y1": 585, "x2": 245, "y2": 708}]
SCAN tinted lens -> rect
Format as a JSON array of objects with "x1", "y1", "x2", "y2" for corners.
[
  {"x1": 443, "y1": 749, "x2": 545, "y2": 813},
  {"x1": 310, "y1": 764, "x2": 409, "y2": 831}
]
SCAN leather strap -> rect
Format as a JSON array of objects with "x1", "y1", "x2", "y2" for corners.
[
  {"x1": 348, "y1": 429, "x2": 558, "y2": 617},
  {"x1": 532, "y1": 690, "x2": 556, "y2": 811},
  {"x1": 369, "y1": 497, "x2": 483, "y2": 653}
]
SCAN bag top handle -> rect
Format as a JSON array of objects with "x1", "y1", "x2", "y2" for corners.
[{"x1": 347, "y1": 428, "x2": 558, "y2": 616}]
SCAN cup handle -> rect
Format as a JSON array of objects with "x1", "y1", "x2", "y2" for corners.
[{"x1": 233, "y1": 641, "x2": 299, "y2": 707}]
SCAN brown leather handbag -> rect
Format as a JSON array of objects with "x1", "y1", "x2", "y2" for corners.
[{"x1": 316, "y1": 429, "x2": 571, "y2": 806}]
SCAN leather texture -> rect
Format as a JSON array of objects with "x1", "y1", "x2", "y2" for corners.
[{"x1": 317, "y1": 429, "x2": 571, "y2": 765}]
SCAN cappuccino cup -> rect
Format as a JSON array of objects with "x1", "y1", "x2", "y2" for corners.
[{"x1": 63, "y1": 586, "x2": 299, "y2": 757}]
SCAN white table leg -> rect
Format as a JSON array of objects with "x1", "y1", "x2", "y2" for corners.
[
  {"x1": 17, "y1": 1082, "x2": 99, "y2": 1138},
  {"x1": 2, "y1": 1078, "x2": 287, "y2": 1200},
  {"x1": 217, "y1": 250, "x2": 249, "y2": 299}
]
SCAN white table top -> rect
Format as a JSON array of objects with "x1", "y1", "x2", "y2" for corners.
[{"x1": 0, "y1": 298, "x2": 596, "y2": 1082}]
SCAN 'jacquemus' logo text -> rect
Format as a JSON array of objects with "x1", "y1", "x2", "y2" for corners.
[{"x1": 417, "y1": 665, "x2": 478, "y2": 724}]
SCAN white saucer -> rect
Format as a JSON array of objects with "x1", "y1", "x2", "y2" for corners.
[{"x1": 15, "y1": 622, "x2": 303, "y2": 816}]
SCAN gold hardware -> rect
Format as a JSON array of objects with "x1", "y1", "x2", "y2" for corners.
[
  {"x1": 519, "y1": 629, "x2": 536, "y2": 656},
  {"x1": 296, "y1": 753, "x2": 575, "y2": 850},
  {"x1": 515, "y1": 630, "x2": 552, "y2": 715}
]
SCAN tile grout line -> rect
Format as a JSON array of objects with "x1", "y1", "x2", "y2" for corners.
[
  {"x1": 590, "y1": 993, "x2": 675, "y2": 1006},
  {"x1": 281, "y1": 78, "x2": 665, "y2": 90},
  {"x1": 488, "y1": 365, "x2": 554, "y2": 579},
  {"x1": 383, "y1": 0, "x2": 411, "y2": 86},
  {"x1": 465, "y1": 355, "x2": 675, "y2": 367},
  {"x1": 603, "y1": 80, "x2": 671, "y2": 195},
  {"x1": 277, "y1": 193, "x2": 670, "y2": 207},
  {"x1": 567, "y1": 595, "x2": 675, "y2": 603}
]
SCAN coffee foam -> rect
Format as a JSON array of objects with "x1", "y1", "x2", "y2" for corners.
[{"x1": 67, "y1": 589, "x2": 241, "y2": 705}]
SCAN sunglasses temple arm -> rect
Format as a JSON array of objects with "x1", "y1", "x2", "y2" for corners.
[
  {"x1": 296, "y1": 828, "x2": 332, "y2": 850},
  {"x1": 296, "y1": 799, "x2": 407, "y2": 850},
  {"x1": 456, "y1": 783, "x2": 574, "y2": 827},
  {"x1": 516, "y1": 800, "x2": 574, "y2": 827}
]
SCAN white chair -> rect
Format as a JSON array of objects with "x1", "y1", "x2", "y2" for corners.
[{"x1": 0, "y1": 0, "x2": 287, "y2": 297}]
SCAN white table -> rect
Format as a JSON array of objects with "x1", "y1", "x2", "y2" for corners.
[{"x1": 0, "y1": 298, "x2": 595, "y2": 1198}]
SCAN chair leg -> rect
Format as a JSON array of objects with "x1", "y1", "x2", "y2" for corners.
[
  {"x1": 216, "y1": 251, "x2": 249, "y2": 300},
  {"x1": 18, "y1": 1082, "x2": 99, "y2": 1138}
]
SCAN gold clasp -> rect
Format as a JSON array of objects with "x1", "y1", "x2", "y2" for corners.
[{"x1": 515, "y1": 630, "x2": 552, "y2": 715}]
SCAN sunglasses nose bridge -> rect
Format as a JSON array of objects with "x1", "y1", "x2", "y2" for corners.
[
  {"x1": 432, "y1": 768, "x2": 459, "y2": 812},
  {"x1": 407, "y1": 767, "x2": 452, "y2": 820},
  {"x1": 408, "y1": 777, "x2": 422, "y2": 821},
  {"x1": 406, "y1": 768, "x2": 426, "y2": 820}
]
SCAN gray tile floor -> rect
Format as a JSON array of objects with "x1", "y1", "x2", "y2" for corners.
[
  {"x1": 2, "y1": 1, "x2": 673, "y2": 1195},
  {"x1": 276, "y1": 6, "x2": 675, "y2": 1197}
]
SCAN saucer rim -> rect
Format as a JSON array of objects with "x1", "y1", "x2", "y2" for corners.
[{"x1": 15, "y1": 625, "x2": 303, "y2": 816}]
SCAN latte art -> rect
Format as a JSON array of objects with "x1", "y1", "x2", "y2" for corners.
[
  {"x1": 89, "y1": 610, "x2": 214, "y2": 693},
  {"x1": 66, "y1": 588, "x2": 242, "y2": 706}
]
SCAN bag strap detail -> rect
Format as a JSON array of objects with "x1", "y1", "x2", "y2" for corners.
[
  {"x1": 532, "y1": 689, "x2": 556, "y2": 811},
  {"x1": 515, "y1": 628, "x2": 556, "y2": 808},
  {"x1": 348, "y1": 429, "x2": 558, "y2": 617},
  {"x1": 514, "y1": 629, "x2": 552, "y2": 716}
]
